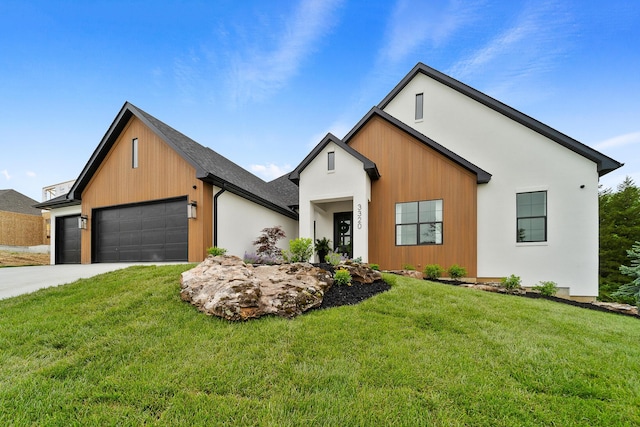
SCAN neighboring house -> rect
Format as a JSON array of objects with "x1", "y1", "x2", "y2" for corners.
[
  {"x1": 38, "y1": 63, "x2": 622, "y2": 301},
  {"x1": 291, "y1": 63, "x2": 622, "y2": 301},
  {"x1": 0, "y1": 189, "x2": 47, "y2": 246},
  {"x1": 36, "y1": 102, "x2": 298, "y2": 265}
]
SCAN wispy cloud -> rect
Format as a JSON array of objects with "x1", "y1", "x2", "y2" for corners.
[
  {"x1": 26, "y1": 171, "x2": 36, "y2": 178},
  {"x1": 594, "y1": 131, "x2": 640, "y2": 150},
  {"x1": 250, "y1": 163, "x2": 293, "y2": 181},
  {"x1": 379, "y1": 0, "x2": 484, "y2": 64},
  {"x1": 448, "y1": 1, "x2": 573, "y2": 96},
  {"x1": 226, "y1": 0, "x2": 344, "y2": 106},
  {"x1": 1, "y1": 169, "x2": 11, "y2": 180}
]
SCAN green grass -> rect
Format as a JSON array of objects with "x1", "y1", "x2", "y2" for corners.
[{"x1": 1, "y1": 266, "x2": 639, "y2": 426}]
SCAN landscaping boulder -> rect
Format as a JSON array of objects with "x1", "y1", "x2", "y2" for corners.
[
  {"x1": 180, "y1": 255, "x2": 333, "y2": 321},
  {"x1": 387, "y1": 269, "x2": 424, "y2": 280},
  {"x1": 338, "y1": 261, "x2": 383, "y2": 284}
]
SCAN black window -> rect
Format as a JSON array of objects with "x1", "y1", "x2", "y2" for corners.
[
  {"x1": 328, "y1": 151, "x2": 335, "y2": 171},
  {"x1": 517, "y1": 191, "x2": 547, "y2": 242},
  {"x1": 415, "y1": 93, "x2": 424, "y2": 120},
  {"x1": 396, "y1": 200, "x2": 443, "y2": 245}
]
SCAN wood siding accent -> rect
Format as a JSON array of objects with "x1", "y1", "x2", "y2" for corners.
[
  {"x1": 0, "y1": 211, "x2": 46, "y2": 246},
  {"x1": 349, "y1": 116, "x2": 478, "y2": 276},
  {"x1": 80, "y1": 116, "x2": 211, "y2": 263}
]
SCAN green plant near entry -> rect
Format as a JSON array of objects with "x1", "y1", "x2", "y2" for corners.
[
  {"x1": 333, "y1": 268, "x2": 352, "y2": 286},
  {"x1": 207, "y1": 246, "x2": 227, "y2": 256},
  {"x1": 423, "y1": 264, "x2": 444, "y2": 280},
  {"x1": 447, "y1": 264, "x2": 467, "y2": 280},
  {"x1": 324, "y1": 251, "x2": 341, "y2": 266},
  {"x1": 314, "y1": 237, "x2": 332, "y2": 260},
  {"x1": 501, "y1": 274, "x2": 522, "y2": 290},
  {"x1": 369, "y1": 263, "x2": 380, "y2": 271},
  {"x1": 613, "y1": 241, "x2": 640, "y2": 308},
  {"x1": 402, "y1": 263, "x2": 416, "y2": 271},
  {"x1": 533, "y1": 280, "x2": 559, "y2": 297},
  {"x1": 351, "y1": 256, "x2": 363, "y2": 264},
  {"x1": 282, "y1": 237, "x2": 314, "y2": 263}
]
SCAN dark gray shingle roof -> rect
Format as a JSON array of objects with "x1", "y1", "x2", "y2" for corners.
[
  {"x1": 0, "y1": 189, "x2": 42, "y2": 215},
  {"x1": 55, "y1": 102, "x2": 297, "y2": 218}
]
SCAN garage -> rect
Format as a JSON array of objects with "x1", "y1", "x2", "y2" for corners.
[
  {"x1": 55, "y1": 215, "x2": 81, "y2": 264},
  {"x1": 93, "y1": 197, "x2": 188, "y2": 263}
]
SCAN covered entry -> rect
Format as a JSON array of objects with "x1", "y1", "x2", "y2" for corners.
[{"x1": 92, "y1": 197, "x2": 188, "y2": 262}]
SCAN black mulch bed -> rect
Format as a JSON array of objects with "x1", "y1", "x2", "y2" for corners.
[
  {"x1": 429, "y1": 278, "x2": 639, "y2": 319},
  {"x1": 317, "y1": 280, "x2": 391, "y2": 310},
  {"x1": 312, "y1": 263, "x2": 391, "y2": 310}
]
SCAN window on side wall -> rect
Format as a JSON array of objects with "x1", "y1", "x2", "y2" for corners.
[
  {"x1": 328, "y1": 151, "x2": 335, "y2": 171},
  {"x1": 132, "y1": 138, "x2": 139, "y2": 169},
  {"x1": 396, "y1": 200, "x2": 443, "y2": 245},
  {"x1": 516, "y1": 191, "x2": 547, "y2": 242},
  {"x1": 415, "y1": 93, "x2": 424, "y2": 120}
]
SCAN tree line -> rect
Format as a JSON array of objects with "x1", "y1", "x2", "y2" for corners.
[{"x1": 599, "y1": 176, "x2": 640, "y2": 304}]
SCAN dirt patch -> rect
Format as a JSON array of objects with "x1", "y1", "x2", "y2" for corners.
[{"x1": 0, "y1": 250, "x2": 50, "y2": 267}]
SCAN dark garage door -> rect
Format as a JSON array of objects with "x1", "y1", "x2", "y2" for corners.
[
  {"x1": 93, "y1": 198, "x2": 188, "y2": 263},
  {"x1": 56, "y1": 215, "x2": 81, "y2": 264}
]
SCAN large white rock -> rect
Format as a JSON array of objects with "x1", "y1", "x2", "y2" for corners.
[{"x1": 180, "y1": 255, "x2": 333, "y2": 321}]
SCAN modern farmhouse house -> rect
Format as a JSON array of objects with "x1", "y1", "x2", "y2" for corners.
[{"x1": 39, "y1": 63, "x2": 622, "y2": 300}]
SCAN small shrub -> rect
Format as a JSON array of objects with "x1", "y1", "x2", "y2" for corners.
[
  {"x1": 253, "y1": 226, "x2": 286, "y2": 260},
  {"x1": 207, "y1": 246, "x2": 227, "y2": 256},
  {"x1": 334, "y1": 269, "x2": 352, "y2": 286},
  {"x1": 282, "y1": 238, "x2": 314, "y2": 263},
  {"x1": 369, "y1": 263, "x2": 380, "y2": 271},
  {"x1": 351, "y1": 256, "x2": 363, "y2": 264},
  {"x1": 448, "y1": 264, "x2": 467, "y2": 281},
  {"x1": 423, "y1": 264, "x2": 443, "y2": 280},
  {"x1": 501, "y1": 274, "x2": 522, "y2": 290},
  {"x1": 533, "y1": 280, "x2": 559, "y2": 296},
  {"x1": 324, "y1": 251, "x2": 342, "y2": 266},
  {"x1": 402, "y1": 264, "x2": 416, "y2": 271}
]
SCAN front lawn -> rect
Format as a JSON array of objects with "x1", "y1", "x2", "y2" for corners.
[{"x1": 0, "y1": 265, "x2": 638, "y2": 426}]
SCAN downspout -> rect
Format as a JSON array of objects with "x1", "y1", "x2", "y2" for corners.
[{"x1": 213, "y1": 184, "x2": 226, "y2": 247}]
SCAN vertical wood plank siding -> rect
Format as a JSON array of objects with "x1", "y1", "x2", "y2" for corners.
[
  {"x1": 80, "y1": 116, "x2": 212, "y2": 263},
  {"x1": 349, "y1": 116, "x2": 477, "y2": 276}
]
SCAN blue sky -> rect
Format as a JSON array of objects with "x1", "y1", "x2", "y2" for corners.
[{"x1": 1, "y1": 0, "x2": 638, "y2": 202}]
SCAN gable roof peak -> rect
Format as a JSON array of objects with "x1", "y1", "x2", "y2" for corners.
[{"x1": 378, "y1": 63, "x2": 623, "y2": 177}]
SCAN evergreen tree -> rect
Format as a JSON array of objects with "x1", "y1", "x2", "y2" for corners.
[
  {"x1": 599, "y1": 177, "x2": 640, "y2": 302},
  {"x1": 612, "y1": 241, "x2": 640, "y2": 308}
]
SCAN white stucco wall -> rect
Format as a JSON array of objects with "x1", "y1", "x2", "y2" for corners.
[
  {"x1": 383, "y1": 73, "x2": 600, "y2": 297},
  {"x1": 298, "y1": 141, "x2": 371, "y2": 262},
  {"x1": 214, "y1": 189, "x2": 298, "y2": 258},
  {"x1": 47, "y1": 205, "x2": 82, "y2": 265}
]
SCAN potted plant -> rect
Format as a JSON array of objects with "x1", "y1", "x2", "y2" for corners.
[{"x1": 315, "y1": 237, "x2": 331, "y2": 263}]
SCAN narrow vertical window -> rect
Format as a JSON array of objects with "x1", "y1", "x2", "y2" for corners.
[
  {"x1": 415, "y1": 93, "x2": 424, "y2": 120},
  {"x1": 328, "y1": 151, "x2": 335, "y2": 171},
  {"x1": 516, "y1": 191, "x2": 547, "y2": 242},
  {"x1": 132, "y1": 138, "x2": 138, "y2": 169}
]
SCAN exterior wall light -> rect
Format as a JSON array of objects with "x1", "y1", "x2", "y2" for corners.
[
  {"x1": 187, "y1": 201, "x2": 197, "y2": 219},
  {"x1": 78, "y1": 215, "x2": 88, "y2": 230}
]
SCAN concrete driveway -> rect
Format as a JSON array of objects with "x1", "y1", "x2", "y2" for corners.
[{"x1": 0, "y1": 263, "x2": 185, "y2": 300}]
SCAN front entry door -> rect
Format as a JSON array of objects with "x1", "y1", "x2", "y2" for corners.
[{"x1": 333, "y1": 211, "x2": 353, "y2": 258}]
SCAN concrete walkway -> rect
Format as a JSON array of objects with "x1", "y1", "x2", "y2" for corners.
[{"x1": 0, "y1": 263, "x2": 184, "y2": 300}]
